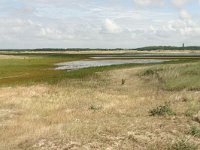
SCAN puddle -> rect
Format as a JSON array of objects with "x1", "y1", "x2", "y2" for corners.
[{"x1": 55, "y1": 59, "x2": 169, "y2": 70}]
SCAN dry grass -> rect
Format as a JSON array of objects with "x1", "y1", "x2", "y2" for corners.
[
  {"x1": 0, "y1": 55, "x2": 29, "y2": 59},
  {"x1": 0, "y1": 66, "x2": 200, "y2": 150}
]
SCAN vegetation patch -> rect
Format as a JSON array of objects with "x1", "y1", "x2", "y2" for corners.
[
  {"x1": 185, "y1": 109, "x2": 199, "y2": 118},
  {"x1": 193, "y1": 111, "x2": 200, "y2": 123},
  {"x1": 140, "y1": 60, "x2": 200, "y2": 91},
  {"x1": 141, "y1": 69, "x2": 156, "y2": 76},
  {"x1": 149, "y1": 103, "x2": 175, "y2": 116},
  {"x1": 167, "y1": 140, "x2": 198, "y2": 150},
  {"x1": 188, "y1": 126, "x2": 200, "y2": 138},
  {"x1": 121, "y1": 79, "x2": 126, "y2": 85},
  {"x1": 88, "y1": 104, "x2": 102, "y2": 112},
  {"x1": 185, "y1": 101, "x2": 200, "y2": 118}
]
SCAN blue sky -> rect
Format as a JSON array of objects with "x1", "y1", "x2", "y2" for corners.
[{"x1": 0, "y1": 0, "x2": 200, "y2": 49}]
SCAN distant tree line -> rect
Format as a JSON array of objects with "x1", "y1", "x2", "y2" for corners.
[
  {"x1": 1, "y1": 46, "x2": 200, "y2": 51},
  {"x1": 136, "y1": 46, "x2": 200, "y2": 51}
]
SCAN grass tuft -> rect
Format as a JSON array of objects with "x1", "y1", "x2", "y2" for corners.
[
  {"x1": 188, "y1": 126, "x2": 200, "y2": 138},
  {"x1": 167, "y1": 140, "x2": 198, "y2": 150},
  {"x1": 142, "y1": 69, "x2": 156, "y2": 76},
  {"x1": 121, "y1": 79, "x2": 126, "y2": 85},
  {"x1": 149, "y1": 103, "x2": 175, "y2": 116},
  {"x1": 140, "y1": 61, "x2": 200, "y2": 91},
  {"x1": 88, "y1": 105, "x2": 102, "y2": 112}
]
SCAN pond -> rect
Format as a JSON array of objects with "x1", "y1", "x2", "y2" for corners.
[{"x1": 55, "y1": 59, "x2": 169, "y2": 70}]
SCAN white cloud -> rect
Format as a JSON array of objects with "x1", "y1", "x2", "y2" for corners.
[
  {"x1": 102, "y1": 19, "x2": 121, "y2": 33},
  {"x1": 162, "y1": 19, "x2": 200, "y2": 36},
  {"x1": 180, "y1": 10, "x2": 191, "y2": 20},
  {"x1": 0, "y1": 0, "x2": 200, "y2": 48},
  {"x1": 39, "y1": 27, "x2": 64, "y2": 40},
  {"x1": 171, "y1": 0, "x2": 190, "y2": 7},
  {"x1": 134, "y1": 0, "x2": 165, "y2": 6}
]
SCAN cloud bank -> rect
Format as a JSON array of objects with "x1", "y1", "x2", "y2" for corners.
[{"x1": 0, "y1": 0, "x2": 199, "y2": 48}]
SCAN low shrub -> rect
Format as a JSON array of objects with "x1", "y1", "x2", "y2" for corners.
[
  {"x1": 142, "y1": 69, "x2": 155, "y2": 76},
  {"x1": 149, "y1": 103, "x2": 175, "y2": 116},
  {"x1": 88, "y1": 105, "x2": 102, "y2": 112},
  {"x1": 188, "y1": 126, "x2": 200, "y2": 137},
  {"x1": 121, "y1": 79, "x2": 126, "y2": 85}
]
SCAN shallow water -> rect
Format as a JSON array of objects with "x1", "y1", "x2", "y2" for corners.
[
  {"x1": 55, "y1": 59, "x2": 169, "y2": 70},
  {"x1": 91, "y1": 53, "x2": 200, "y2": 59},
  {"x1": 131, "y1": 53, "x2": 200, "y2": 57}
]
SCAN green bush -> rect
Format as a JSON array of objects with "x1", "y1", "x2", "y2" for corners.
[
  {"x1": 185, "y1": 110, "x2": 194, "y2": 117},
  {"x1": 149, "y1": 103, "x2": 175, "y2": 116},
  {"x1": 142, "y1": 69, "x2": 156, "y2": 76},
  {"x1": 188, "y1": 126, "x2": 200, "y2": 137}
]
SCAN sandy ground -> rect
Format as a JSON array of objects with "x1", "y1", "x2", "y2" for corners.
[{"x1": 0, "y1": 67, "x2": 200, "y2": 150}]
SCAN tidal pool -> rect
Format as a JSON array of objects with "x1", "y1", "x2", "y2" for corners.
[{"x1": 55, "y1": 59, "x2": 169, "y2": 70}]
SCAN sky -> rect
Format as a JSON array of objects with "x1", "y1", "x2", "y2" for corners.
[{"x1": 0, "y1": 0, "x2": 200, "y2": 49}]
